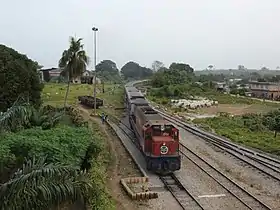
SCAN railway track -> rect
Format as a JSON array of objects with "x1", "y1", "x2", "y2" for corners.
[
  {"x1": 180, "y1": 143, "x2": 272, "y2": 210},
  {"x1": 117, "y1": 120, "x2": 205, "y2": 209},
  {"x1": 160, "y1": 173, "x2": 204, "y2": 210},
  {"x1": 156, "y1": 109, "x2": 280, "y2": 181},
  {"x1": 118, "y1": 117, "x2": 272, "y2": 209}
]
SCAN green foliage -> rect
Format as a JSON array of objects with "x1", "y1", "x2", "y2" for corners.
[
  {"x1": 149, "y1": 62, "x2": 196, "y2": 100},
  {"x1": 151, "y1": 60, "x2": 164, "y2": 72},
  {"x1": 149, "y1": 82, "x2": 208, "y2": 100},
  {"x1": 151, "y1": 67, "x2": 194, "y2": 88},
  {"x1": 197, "y1": 73, "x2": 226, "y2": 82},
  {"x1": 263, "y1": 109, "x2": 280, "y2": 137},
  {"x1": 0, "y1": 125, "x2": 93, "y2": 170},
  {"x1": 121, "y1": 61, "x2": 153, "y2": 80},
  {"x1": 0, "y1": 98, "x2": 68, "y2": 133},
  {"x1": 87, "y1": 122, "x2": 114, "y2": 210},
  {"x1": 230, "y1": 88, "x2": 246, "y2": 96},
  {"x1": 194, "y1": 111, "x2": 280, "y2": 155},
  {"x1": 169, "y1": 62, "x2": 194, "y2": 74},
  {"x1": 0, "y1": 157, "x2": 91, "y2": 210},
  {"x1": 0, "y1": 96, "x2": 33, "y2": 132},
  {"x1": 0, "y1": 44, "x2": 43, "y2": 112}
]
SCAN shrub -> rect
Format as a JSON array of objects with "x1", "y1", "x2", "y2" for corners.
[{"x1": 0, "y1": 125, "x2": 94, "y2": 181}]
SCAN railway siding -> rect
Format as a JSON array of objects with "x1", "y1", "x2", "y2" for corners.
[
  {"x1": 155, "y1": 108, "x2": 280, "y2": 163},
  {"x1": 151, "y1": 109, "x2": 280, "y2": 208},
  {"x1": 155, "y1": 109, "x2": 280, "y2": 181}
]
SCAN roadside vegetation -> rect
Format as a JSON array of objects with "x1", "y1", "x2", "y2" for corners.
[
  {"x1": 194, "y1": 111, "x2": 280, "y2": 155},
  {"x1": 0, "y1": 39, "x2": 116, "y2": 209}
]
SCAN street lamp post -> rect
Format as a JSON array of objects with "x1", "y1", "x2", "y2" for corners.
[{"x1": 92, "y1": 27, "x2": 98, "y2": 115}]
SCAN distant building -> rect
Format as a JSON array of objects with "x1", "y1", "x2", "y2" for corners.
[
  {"x1": 249, "y1": 81, "x2": 280, "y2": 100},
  {"x1": 78, "y1": 70, "x2": 101, "y2": 84},
  {"x1": 228, "y1": 78, "x2": 242, "y2": 83},
  {"x1": 39, "y1": 68, "x2": 61, "y2": 82},
  {"x1": 215, "y1": 82, "x2": 229, "y2": 92},
  {"x1": 39, "y1": 68, "x2": 102, "y2": 84}
]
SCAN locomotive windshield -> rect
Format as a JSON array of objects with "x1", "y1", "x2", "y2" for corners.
[{"x1": 152, "y1": 124, "x2": 173, "y2": 136}]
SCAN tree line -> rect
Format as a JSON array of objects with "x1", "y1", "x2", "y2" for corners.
[{"x1": 43, "y1": 59, "x2": 154, "y2": 84}]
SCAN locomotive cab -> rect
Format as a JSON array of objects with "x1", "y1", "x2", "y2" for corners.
[
  {"x1": 131, "y1": 104, "x2": 181, "y2": 174},
  {"x1": 143, "y1": 122, "x2": 181, "y2": 173}
]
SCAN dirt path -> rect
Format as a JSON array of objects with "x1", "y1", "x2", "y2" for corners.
[{"x1": 77, "y1": 106, "x2": 144, "y2": 210}]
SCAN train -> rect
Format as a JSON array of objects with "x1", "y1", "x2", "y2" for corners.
[{"x1": 125, "y1": 84, "x2": 181, "y2": 174}]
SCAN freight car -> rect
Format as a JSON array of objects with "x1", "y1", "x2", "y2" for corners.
[
  {"x1": 78, "y1": 96, "x2": 103, "y2": 108},
  {"x1": 125, "y1": 86, "x2": 181, "y2": 174}
]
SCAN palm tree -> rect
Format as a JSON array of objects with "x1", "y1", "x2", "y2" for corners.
[
  {"x1": 0, "y1": 157, "x2": 92, "y2": 210},
  {"x1": 59, "y1": 37, "x2": 89, "y2": 109}
]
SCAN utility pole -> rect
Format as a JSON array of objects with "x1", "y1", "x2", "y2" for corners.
[{"x1": 92, "y1": 27, "x2": 98, "y2": 115}]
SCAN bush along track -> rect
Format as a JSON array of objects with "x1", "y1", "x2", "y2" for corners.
[{"x1": 0, "y1": 104, "x2": 115, "y2": 210}]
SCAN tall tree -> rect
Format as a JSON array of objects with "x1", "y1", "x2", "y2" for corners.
[
  {"x1": 208, "y1": 65, "x2": 214, "y2": 70},
  {"x1": 96, "y1": 60, "x2": 118, "y2": 73},
  {"x1": 151, "y1": 62, "x2": 195, "y2": 88},
  {"x1": 169, "y1": 62, "x2": 194, "y2": 74},
  {"x1": 151, "y1": 60, "x2": 164, "y2": 72},
  {"x1": 238, "y1": 65, "x2": 245, "y2": 71},
  {"x1": 0, "y1": 44, "x2": 43, "y2": 112},
  {"x1": 121, "y1": 61, "x2": 153, "y2": 80},
  {"x1": 95, "y1": 60, "x2": 121, "y2": 85},
  {"x1": 59, "y1": 37, "x2": 89, "y2": 108},
  {"x1": 261, "y1": 66, "x2": 269, "y2": 71}
]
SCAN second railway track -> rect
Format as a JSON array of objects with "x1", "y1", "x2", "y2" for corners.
[
  {"x1": 180, "y1": 143, "x2": 272, "y2": 210},
  {"x1": 156, "y1": 110, "x2": 280, "y2": 182}
]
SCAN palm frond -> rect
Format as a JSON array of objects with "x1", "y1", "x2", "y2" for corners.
[
  {"x1": 59, "y1": 50, "x2": 70, "y2": 68},
  {"x1": 0, "y1": 96, "x2": 33, "y2": 131},
  {"x1": 0, "y1": 157, "x2": 92, "y2": 210}
]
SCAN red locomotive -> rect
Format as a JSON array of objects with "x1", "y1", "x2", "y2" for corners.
[{"x1": 129, "y1": 105, "x2": 181, "y2": 174}]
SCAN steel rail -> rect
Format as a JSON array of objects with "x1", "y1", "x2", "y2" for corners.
[{"x1": 160, "y1": 173, "x2": 204, "y2": 210}]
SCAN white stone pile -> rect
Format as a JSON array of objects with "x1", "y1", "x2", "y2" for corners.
[{"x1": 171, "y1": 98, "x2": 218, "y2": 109}]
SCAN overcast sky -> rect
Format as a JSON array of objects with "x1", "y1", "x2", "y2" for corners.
[{"x1": 1, "y1": 0, "x2": 280, "y2": 70}]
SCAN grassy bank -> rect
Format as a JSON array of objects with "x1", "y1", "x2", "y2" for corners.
[
  {"x1": 87, "y1": 120, "x2": 115, "y2": 209},
  {"x1": 193, "y1": 116, "x2": 280, "y2": 156},
  {"x1": 0, "y1": 114, "x2": 115, "y2": 209},
  {"x1": 147, "y1": 89, "x2": 279, "y2": 116},
  {"x1": 42, "y1": 83, "x2": 124, "y2": 118},
  {"x1": 42, "y1": 83, "x2": 123, "y2": 209}
]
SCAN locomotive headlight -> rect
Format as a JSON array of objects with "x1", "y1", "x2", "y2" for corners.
[
  {"x1": 160, "y1": 145, "x2": 168, "y2": 155},
  {"x1": 161, "y1": 125, "x2": 165, "y2": 131}
]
